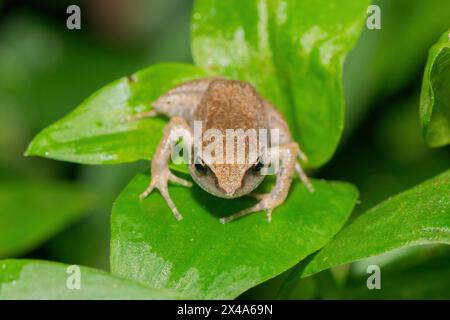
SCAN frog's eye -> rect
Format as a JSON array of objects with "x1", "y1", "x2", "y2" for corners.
[
  {"x1": 252, "y1": 159, "x2": 264, "y2": 173},
  {"x1": 195, "y1": 159, "x2": 208, "y2": 174}
]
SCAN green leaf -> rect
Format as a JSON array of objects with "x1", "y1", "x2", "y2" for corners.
[
  {"x1": 0, "y1": 180, "x2": 98, "y2": 258},
  {"x1": 25, "y1": 63, "x2": 206, "y2": 165},
  {"x1": 0, "y1": 259, "x2": 185, "y2": 299},
  {"x1": 299, "y1": 169, "x2": 450, "y2": 278},
  {"x1": 191, "y1": 0, "x2": 369, "y2": 167},
  {"x1": 325, "y1": 247, "x2": 450, "y2": 299},
  {"x1": 420, "y1": 30, "x2": 450, "y2": 147},
  {"x1": 111, "y1": 174, "x2": 358, "y2": 299},
  {"x1": 282, "y1": 246, "x2": 450, "y2": 299},
  {"x1": 344, "y1": 0, "x2": 450, "y2": 133}
]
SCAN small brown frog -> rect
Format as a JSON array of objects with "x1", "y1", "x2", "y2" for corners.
[{"x1": 129, "y1": 78, "x2": 313, "y2": 223}]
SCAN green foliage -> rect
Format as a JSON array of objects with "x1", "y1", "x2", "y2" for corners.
[
  {"x1": 344, "y1": 0, "x2": 450, "y2": 133},
  {"x1": 26, "y1": 0, "x2": 370, "y2": 169},
  {"x1": 0, "y1": 260, "x2": 186, "y2": 299},
  {"x1": 336, "y1": 255, "x2": 450, "y2": 299},
  {"x1": 192, "y1": 0, "x2": 370, "y2": 168},
  {"x1": 420, "y1": 30, "x2": 450, "y2": 147},
  {"x1": 299, "y1": 169, "x2": 450, "y2": 278},
  {"x1": 21, "y1": 0, "x2": 369, "y2": 299},
  {"x1": 111, "y1": 174, "x2": 358, "y2": 299},
  {"x1": 340, "y1": 248, "x2": 450, "y2": 299},
  {"x1": 279, "y1": 246, "x2": 450, "y2": 299},
  {"x1": 0, "y1": 12, "x2": 158, "y2": 130},
  {"x1": 0, "y1": 181, "x2": 98, "y2": 258},
  {"x1": 0, "y1": 0, "x2": 447, "y2": 300}
]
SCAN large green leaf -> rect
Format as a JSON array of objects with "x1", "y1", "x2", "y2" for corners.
[
  {"x1": 299, "y1": 169, "x2": 450, "y2": 277},
  {"x1": 281, "y1": 246, "x2": 450, "y2": 299},
  {"x1": 0, "y1": 259, "x2": 185, "y2": 299},
  {"x1": 111, "y1": 174, "x2": 358, "y2": 299},
  {"x1": 0, "y1": 180, "x2": 98, "y2": 258},
  {"x1": 420, "y1": 30, "x2": 450, "y2": 147},
  {"x1": 325, "y1": 247, "x2": 450, "y2": 299},
  {"x1": 25, "y1": 63, "x2": 206, "y2": 164},
  {"x1": 191, "y1": 0, "x2": 369, "y2": 167}
]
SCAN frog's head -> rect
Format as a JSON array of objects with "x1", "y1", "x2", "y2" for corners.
[{"x1": 189, "y1": 154, "x2": 266, "y2": 199}]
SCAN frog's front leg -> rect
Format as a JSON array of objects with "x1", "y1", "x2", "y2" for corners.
[
  {"x1": 140, "y1": 116, "x2": 193, "y2": 221},
  {"x1": 220, "y1": 142, "x2": 309, "y2": 224}
]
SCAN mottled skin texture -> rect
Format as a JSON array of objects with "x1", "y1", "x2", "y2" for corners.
[{"x1": 131, "y1": 78, "x2": 313, "y2": 223}]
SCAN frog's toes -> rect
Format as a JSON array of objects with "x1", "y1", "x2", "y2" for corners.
[
  {"x1": 122, "y1": 110, "x2": 158, "y2": 123},
  {"x1": 139, "y1": 173, "x2": 184, "y2": 221},
  {"x1": 169, "y1": 172, "x2": 192, "y2": 188},
  {"x1": 220, "y1": 196, "x2": 276, "y2": 224},
  {"x1": 139, "y1": 181, "x2": 156, "y2": 200},
  {"x1": 295, "y1": 162, "x2": 314, "y2": 192}
]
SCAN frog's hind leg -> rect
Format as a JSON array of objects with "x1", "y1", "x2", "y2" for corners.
[
  {"x1": 297, "y1": 144, "x2": 308, "y2": 163},
  {"x1": 295, "y1": 161, "x2": 314, "y2": 192},
  {"x1": 140, "y1": 116, "x2": 193, "y2": 221},
  {"x1": 262, "y1": 98, "x2": 311, "y2": 190},
  {"x1": 124, "y1": 78, "x2": 218, "y2": 123},
  {"x1": 124, "y1": 110, "x2": 158, "y2": 122},
  {"x1": 152, "y1": 78, "x2": 218, "y2": 120},
  {"x1": 295, "y1": 143, "x2": 314, "y2": 192}
]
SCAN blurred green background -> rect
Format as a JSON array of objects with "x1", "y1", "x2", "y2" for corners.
[{"x1": 0, "y1": 0, "x2": 449, "y2": 299}]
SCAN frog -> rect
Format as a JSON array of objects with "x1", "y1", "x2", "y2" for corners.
[{"x1": 128, "y1": 78, "x2": 313, "y2": 223}]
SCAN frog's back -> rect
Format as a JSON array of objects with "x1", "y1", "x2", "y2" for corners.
[{"x1": 193, "y1": 79, "x2": 267, "y2": 131}]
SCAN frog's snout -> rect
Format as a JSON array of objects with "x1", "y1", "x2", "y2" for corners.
[{"x1": 222, "y1": 185, "x2": 238, "y2": 197}]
